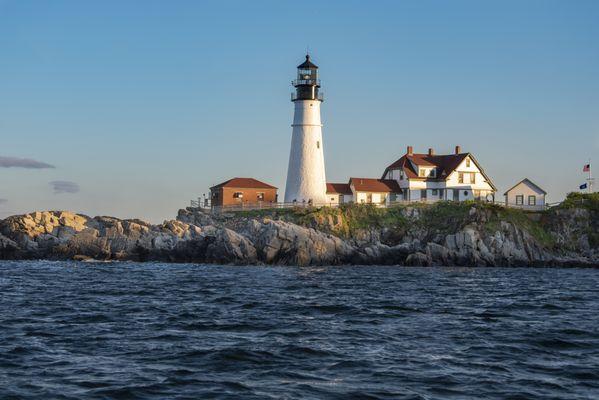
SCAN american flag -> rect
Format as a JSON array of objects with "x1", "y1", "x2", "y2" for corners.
[{"x1": 583, "y1": 164, "x2": 590, "y2": 172}]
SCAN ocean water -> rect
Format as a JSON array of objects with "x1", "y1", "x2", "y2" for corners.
[{"x1": 1, "y1": 262, "x2": 598, "y2": 399}]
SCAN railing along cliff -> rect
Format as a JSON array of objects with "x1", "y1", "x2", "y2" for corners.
[{"x1": 189, "y1": 199, "x2": 561, "y2": 214}]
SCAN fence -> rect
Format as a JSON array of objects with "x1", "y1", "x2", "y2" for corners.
[
  {"x1": 190, "y1": 201, "x2": 343, "y2": 214},
  {"x1": 190, "y1": 198, "x2": 561, "y2": 213}
]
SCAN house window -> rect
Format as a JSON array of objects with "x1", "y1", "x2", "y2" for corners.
[
  {"x1": 432, "y1": 189, "x2": 438, "y2": 196},
  {"x1": 419, "y1": 169, "x2": 426, "y2": 177},
  {"x1": 470, "y1": 172, "x2": 476, "y2": 184},
  {"x1": 516, "y1": 195, "x2": 524, "y2": 205},
  {"x1": 458, "y1": 172, "x2": 464, "y2": 183},
  {"x1": 528, "y1": 195, "x2": 536, "y2": 206},
  {"x1": 463, "y1": 191, "x2": 469, "y2": 197},
  {"x1": 421, "y1": 189, "x2": 427, "y2": 199},
  {"x1": 466, "y1": 158, "x2": 471, "y2": 167},
  {"x1": 233, "y1": 192, "x2": 243, "y2": 199},
  {"x1": 257, "y1": 192, "x2": 265, "y2": 201},
  {"x1": 439, "y1": 189, "x2": 444, "y2": 198},
  {"x1": 316, "y1": 141, "x2": 320, "y2": 149},
  {"x1": 399, "y1": 170, "x2": 404, "y2": 180}
]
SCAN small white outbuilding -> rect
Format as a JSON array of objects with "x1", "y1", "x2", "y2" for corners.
[{"x1": 504, "y1": 178, "x2": 547, "y2": 210}]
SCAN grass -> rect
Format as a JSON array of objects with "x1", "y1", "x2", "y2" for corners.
[
  {"x1": 220, "y1": 203, "x2": 410, "y2": 238},
  {"x1": 417, "y1": 201, "x2": 473, "y2": 234},
  {"x1": 554, "y1": 192, "x2": 599, "y2": 213},
  {"x1": 218, "y1": 200, "x2": 567, "y2": 247},
  {"x1": 293, "y1": 204, "x2": 410, "y2": 238},
  {"x1": 549, "y1": 192, "x2": 599, "y2": 249},
  {"x1": 494, "y1": 206, "x2": 555, "y2": 247}
]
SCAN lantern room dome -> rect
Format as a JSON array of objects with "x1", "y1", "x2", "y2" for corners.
[{"x1": 297, "y1": 54, "x2": 318, "y2": 69}]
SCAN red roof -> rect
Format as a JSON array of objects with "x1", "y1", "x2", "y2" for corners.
[
  {"x1": 326, "y1": 183, "x2": 352, "y2": 195},
  {"x1": 349, "y1": 178, "x2": 401, "y2": 193},
  {"x1": 210, "y1": 177, "x2": 277, "y2": 190},
  {"x1": 384, "y1": 153, "x2": 468, "y2": 180},
  {"x1": 382, "y1": 151, "x2": 497, "y2": 191}
]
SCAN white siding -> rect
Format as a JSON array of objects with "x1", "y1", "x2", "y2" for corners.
[
  {"x1": 387, "y1": 155, "x2": 496, "y2": 203},
  {"x1": 505, "y1": 180, "x2": 546, "y2": 210},
  {"x1": 284, "y1": 100, "x2": 327, "y2": 203},
  {"x1": 354, "y1": 191, "x2": 390, "y2": 204},
  {"x1": 445, "y1": 156, "x2": 494, "y2": 193},
  {"x1": 326, "y1": 193, "x2": 340, "y2": 205}
]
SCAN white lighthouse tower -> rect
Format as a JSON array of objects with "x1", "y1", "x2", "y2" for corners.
[{"x1": 284, "y1": 54, "x2": 327, "y2": 204}]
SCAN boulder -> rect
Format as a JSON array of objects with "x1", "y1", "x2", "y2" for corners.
[{"x1": 405, "y1": 252, "x2": 431, "y2": 266}]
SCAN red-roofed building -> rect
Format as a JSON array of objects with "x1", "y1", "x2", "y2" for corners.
[
  {"x1": 326, "y1": 179, "x2": 402, "y2": 205},
  {"x1": 381, "y1": 146, "x2": 497, "y2": 202},
  {"x1": 350, "y1": 178, "x2": 402, "y2": 204},
  {"x1": 210, "y1": 178, "x2": 278, "y2": 207},
  {"x1": 326, "y1": 183, "x2": 353, "y2": 204}
]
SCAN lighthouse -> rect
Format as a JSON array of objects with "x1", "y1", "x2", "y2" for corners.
[{"x1": 284, "y1": 54, "x2": 327, "y2": 204}]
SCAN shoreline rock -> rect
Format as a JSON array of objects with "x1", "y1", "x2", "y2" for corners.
[{"x1": 0, "y1": 204, "x2": 597, "y2": 267}]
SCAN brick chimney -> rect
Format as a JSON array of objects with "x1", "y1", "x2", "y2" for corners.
[
  {"x1": 407, "y1": 145, "x2": 413, "y2": 155},
  {"x1": 428, "y1": 148, "x2": 435, "y2": 156},
  {"x1": 455, "y1": 145, "x2": 461, "y2": 154}
]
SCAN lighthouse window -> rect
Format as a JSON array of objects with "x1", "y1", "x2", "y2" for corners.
[{"x1": 316, "y1": 141, "x2": 320, "y2": 149}]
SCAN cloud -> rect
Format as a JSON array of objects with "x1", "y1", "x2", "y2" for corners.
[
  {"x1": 49, "y1": 181, "x2": 80, "y2": 194},
  {"x1": 0, "y1": 156, "x2": 55, "y2": 169}
]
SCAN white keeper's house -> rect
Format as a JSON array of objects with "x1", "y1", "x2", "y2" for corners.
[
  {"x1": 381, "y1": 145, "x2": 497, "y2": 202},
  {"x1": 326, "y1": 145, "x2": 497, "y2": 205}
]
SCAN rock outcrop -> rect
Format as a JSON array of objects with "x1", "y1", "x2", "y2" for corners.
[{"x1": 0, "y1": 202, "x2": 597, "y2": 267}]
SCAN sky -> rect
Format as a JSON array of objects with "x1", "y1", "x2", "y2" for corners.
[{"x1": 0, "y1": 0, "x2": 598, "y2": 222}]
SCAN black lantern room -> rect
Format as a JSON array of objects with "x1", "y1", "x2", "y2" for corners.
[{"x1": 292, "y1": 54, "x2": 323, "y2": 102}]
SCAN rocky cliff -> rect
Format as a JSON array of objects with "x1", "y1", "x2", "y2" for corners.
[{"x1": 1, "y1": 195, "x2": 597, "y2": 267}]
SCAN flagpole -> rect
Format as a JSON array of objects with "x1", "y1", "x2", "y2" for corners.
[{"x1": 589, "y1": 159, "x2": 593, "y2": 193}]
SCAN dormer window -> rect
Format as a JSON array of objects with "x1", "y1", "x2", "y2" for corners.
[{"x1": 418, "y1": 168, "x2": 436, "y2": 178}]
